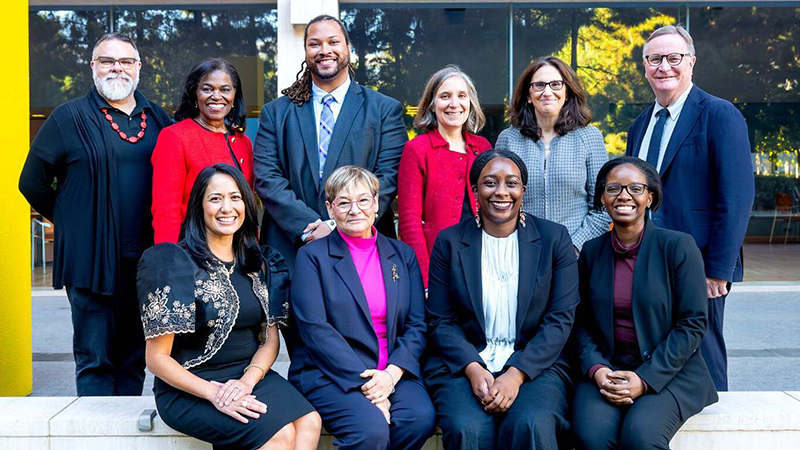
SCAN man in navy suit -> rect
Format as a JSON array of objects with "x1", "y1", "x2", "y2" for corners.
[
  {"x1": 626, "y1": 25, "x2": 755, "y2": 391},
  {"x1": 254, "y1": 14, "x2": 407, "y2": 270}
]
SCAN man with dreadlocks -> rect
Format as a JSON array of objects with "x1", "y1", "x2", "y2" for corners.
[{"x1": 253, "y1": 14, "x2": 407, "y2": 272}]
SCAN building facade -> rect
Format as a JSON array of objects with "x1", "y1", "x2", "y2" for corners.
[{"x1": 29, "y1": 0, "x2": 800, "y2": 242}]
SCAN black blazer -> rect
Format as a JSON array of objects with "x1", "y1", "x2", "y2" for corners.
[
  {"x1": 253, "y1": 79, "x2": 408, "y2": 270},
  {"x1": 288, "y1": 231, "x2": 426, "y2": 394},
  {"x1": 574, "y1": 221, "x2": 718, "y2": 419},
  {"x1": 424, "y1": 214, "x2": 579, "y2": 382}
]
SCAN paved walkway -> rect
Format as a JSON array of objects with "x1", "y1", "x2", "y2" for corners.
[{"x1": 29, "y1": 283, "x2": 800, "y2": 396}]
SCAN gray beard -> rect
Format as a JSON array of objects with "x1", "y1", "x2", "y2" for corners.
[{"x1": 93, "y1": 72, "x2": 139, "y2": 101}]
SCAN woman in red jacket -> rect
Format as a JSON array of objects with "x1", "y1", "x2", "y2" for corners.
[
  {"x1": 151, "y1": 58, "x2": 254, "y2": 244},
  {"x1": 398, "y1": 65, "x2": 491, "y2": 287}
]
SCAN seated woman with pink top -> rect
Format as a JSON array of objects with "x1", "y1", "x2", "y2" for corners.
[{"x1": 288, "y1": 165, "x2": 435, "y2": 450}]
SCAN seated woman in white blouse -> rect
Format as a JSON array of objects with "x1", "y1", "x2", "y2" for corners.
[{"x1": 423, "y1": 149, "x2": 580, "y2": 450}]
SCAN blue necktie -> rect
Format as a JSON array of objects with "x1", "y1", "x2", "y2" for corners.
[
  {"x1": 318, "y1": 94, "x2": 335, "y2": 180},
  {"x1": 646, "y1": 108, "x2": 670, "y2": 170}
]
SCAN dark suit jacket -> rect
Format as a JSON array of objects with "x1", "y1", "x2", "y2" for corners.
[
  {"x1": 626, "y1": 85, "x2": 755, "y2": 282},
  {"x1": 253, "y1": 79, "x2": 408, "y2": 270},
  {"x1": 424, "y1": 214, "x2": 579, "y2": 382},
  {"x1": 288, "y1": 230, "x2": 426, "y2": 394},
  {"x1": 574, "y1": 221, "x2": 718, "y2": 420}
]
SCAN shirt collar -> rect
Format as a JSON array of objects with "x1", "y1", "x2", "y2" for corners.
[
  {"x1": 653, "y1": 82, "x2": 693, "y2": 120},
  {"x1": 428, "y1": 128, "x2": 481, "y2": 152},
  {"x1": 312, "y1": 76, "x2": 351, "y2": 106}
]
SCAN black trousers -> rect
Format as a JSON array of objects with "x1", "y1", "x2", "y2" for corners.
[
  {"x1": 427, "y1": 367, "x2": 571, "y2": 450},
  {"x1": 303, "y1": 377, "x2": 435, "y2": 450},
  {"x1": 571, "y1": 379, "x2": 684, "y2": 450},
  {"x1": 65, "y1": 257, "x2": 145, "y2": 396},
  {"x1": 700, "y1": 293, "x2": 728, "y2": 391}
]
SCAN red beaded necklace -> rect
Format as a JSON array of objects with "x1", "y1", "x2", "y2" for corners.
[{"x1": 101, "y1": 108, "x2": 147, "y2": 143}]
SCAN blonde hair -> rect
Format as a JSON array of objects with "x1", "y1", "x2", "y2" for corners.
[
  {"x1": 413, "y1": 65, "x2": 486, "y2": 134},
  {"x1": 325, "y1": 165, "x2": 380, "y2": 202}
]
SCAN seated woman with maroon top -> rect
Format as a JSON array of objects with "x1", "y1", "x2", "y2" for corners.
[
  {"x1": 151, "y1": 58, "x2": 254, "y2": 244},
  {"x1": 289, "y1": 165, "x2": 435, "y2": 450},
  {"x1": 571, "y1": 157, "x2": 718, "y2": 450},
  {"x1": 397, "y1": 65, "x2": 491, "y2": 288}
]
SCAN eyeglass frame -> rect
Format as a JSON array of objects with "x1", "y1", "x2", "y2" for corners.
[
  {"x1": 529, "y1": 80, "x2": 565, "y2": 92},
  {"x1": 603, "y1": 183, "x2": 650, "y2": 196},
  {"x1": 643, "y1": 53, "x2": 692, "y2": 67},
  {"x1": 329, "y1": 196, "x2": 376, "y2": 214},
  {"x1": 93, "y1": 56, "x2": 140, "y2": 70}
]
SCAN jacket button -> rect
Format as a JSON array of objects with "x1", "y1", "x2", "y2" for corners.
[{"x1": 643, "y1": 351, "x2": 651, "y2": 360}]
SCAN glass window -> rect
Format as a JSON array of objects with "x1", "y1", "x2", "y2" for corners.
[
  {"x1": 114, "y1": 6, "x2": 278, "y2": 116},
  {"x1": 29, "y1": 5, "x2": 277, "y2": 118},
  {"x1": 513, "y1": 6, "x2": 683, "y2": 154},
  {"x1": 340, "y1": 5, "x2": 509, "y2": 142},
  {"x1": 691, "y1": 6, "x2": 800, "y2": 220}
]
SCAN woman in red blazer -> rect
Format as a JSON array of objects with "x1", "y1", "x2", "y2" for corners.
[
  {"x1": 151, "y1": 58, "x2": 254, "y2": 244},
  {"x1": 398, "y1": 65, "x2": 491, "y2": 287}
]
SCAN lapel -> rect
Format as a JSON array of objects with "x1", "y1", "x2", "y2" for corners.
[
  {"x1": 631, "y1": 220, "x2": 657, "y2": 349},
  {"x1": 659, "y1": 86, "x2": 705, "y2": 176},
  {"x1": 631, "y1": 104, "x2": 654, "y2": 157},
  {"x1": 329, "y1": 231, "x2": 373, "y2": 326},
  {"x1": 321, "y1": 82, "x2": 365, "y2": 183},
  {"x1": 376, "y1": 235, "x2": 399, "y2": 343},
  {"x1": 458, "y1": 223, "x2": 485, "y2": 331},
  {"x1": 515, "y1": 218, "x2": 541, "y2": 337},
  {"x1": 593, "y1": 232, "x2": 616, "y2": 354},
  {"x1": 296, "y1": 100, "x2": 321, "y2": 190}
]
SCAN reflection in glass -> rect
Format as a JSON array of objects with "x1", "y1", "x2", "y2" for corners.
[{"x1": 340, "y1": 6, "x2": 509, "y2": 142}]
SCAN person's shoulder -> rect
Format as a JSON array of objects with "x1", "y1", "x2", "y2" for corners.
[
  {"x1": 467, "y1": 132, "x2": 492, "y2": 149},
  {"x1": 357, "y1": 84, "x2": 402, "y2": 108},
  {"x1": 259, "y1": 244, "x2": 288, "y2": 272},
  {"x1": 528, "y1": 214, "x2": 570, "y2": 239},
  {"x1": 141, "y1": 242, "x2": 193, "y2": 265},
  {"x1": 498, "y1": 126, "x2": 522, "y2": 140},
  {"x1": 572, "y1": 124, "x2": 603, "y2": 139},
  {"x1": 435, "y1": 219, "x2": 471, "y2": 247},
  {"x1": 380, "y1": 233, "x2": 416, "y2": 258},
  {"x1": 693, "y1": 86, "x2": 744, "y2": 120},
  {"x1": 262, "y1": 94, "x2": 295, "y2": 114},
  {"x1": 581, "y1": 231, "x2": 609, "y2": 255},
  {"x1": 652, "y1": 226, "x2": 696, "y2": 248}
]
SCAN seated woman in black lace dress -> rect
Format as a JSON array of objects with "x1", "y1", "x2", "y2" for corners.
[{"x1": 137, "y1": 163, "x2": 321, "y2": 450}]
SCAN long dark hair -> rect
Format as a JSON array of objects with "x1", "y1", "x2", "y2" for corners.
[
  {"x1": 508, "y1": 56, "x2": 592, "y2": 141},
  {"x1": 592, "y1": 156, "x2": 663, "y2": 212},
  {"x1": 179, "y1": 164, "x2": 261, "y2": 273},
  {"x1": 282, "y1": 15, "x2": 356, "y2": 105},
  {"x1": 174, "y1": 58, "x2": 247, "y2": 133}
]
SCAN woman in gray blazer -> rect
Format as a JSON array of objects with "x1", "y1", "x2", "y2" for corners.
[{"x1": 496, "y1": 56, "x2": 610, "y2": 251}]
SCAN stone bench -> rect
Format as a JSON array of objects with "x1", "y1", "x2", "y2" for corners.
[{"x1": 2, "y1": 392, "x2": 800, "y2": 449}]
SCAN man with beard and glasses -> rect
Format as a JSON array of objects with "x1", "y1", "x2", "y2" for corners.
[
  {"x1": 253, "y1": 15, "x2": 407, "y2": 274},
  {"x1": 19, "y1": 33, "x2": 171, "y2": 396}
]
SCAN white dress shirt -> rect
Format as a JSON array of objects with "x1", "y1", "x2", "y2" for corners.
[
  {"x1": 479, "y1": 230, "x2": 519, "y2": 373},
  {"x1": 311, "y1": 77, "x2": 351, "y2": 143},
  {"x1": 637, "y1": 83, "x2": 694, "y2": 171}
]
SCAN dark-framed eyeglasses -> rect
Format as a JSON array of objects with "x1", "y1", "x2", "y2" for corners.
[
  {"x1": 93, "y1": 56, "x2": 139, "y2": 70},
  {"x1": 644, "y1": 53, "x2": 691, "y2": 67},
  {"x1": 529, "y1": 80, "x2": 565, "y2": 92},
  {"x1": 604, "y1": 183, "x2": 649, "y2": 196},
  {"x1": 331, "y1": 196, "x2": 375, "y2": 214}
]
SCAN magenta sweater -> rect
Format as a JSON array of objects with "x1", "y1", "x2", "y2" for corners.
[{"x1": 339, "y1": 228, "x2": 389, "y2": 370}]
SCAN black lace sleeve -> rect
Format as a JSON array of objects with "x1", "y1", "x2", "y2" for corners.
[{"x1": 137, "y1": 243, "x2": 198, "y2": 339}]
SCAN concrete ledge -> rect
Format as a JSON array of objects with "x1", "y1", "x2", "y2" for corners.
[{"x1": 2, "y1": 392, "x2": 799, "y2": 449}]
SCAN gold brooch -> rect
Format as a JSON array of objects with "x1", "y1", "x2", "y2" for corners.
[{"x1": 391, "y1": 264, "x2": 399, "y2": 282}]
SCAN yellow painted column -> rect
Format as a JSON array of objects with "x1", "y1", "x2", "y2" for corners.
[{"x1": 0, "y1": 1, "x2": 32, "y2": 396}]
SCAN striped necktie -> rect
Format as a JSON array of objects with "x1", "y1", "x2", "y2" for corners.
[{"x1": 318, "y1": 94, "x2": 335, "y2": 180}]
